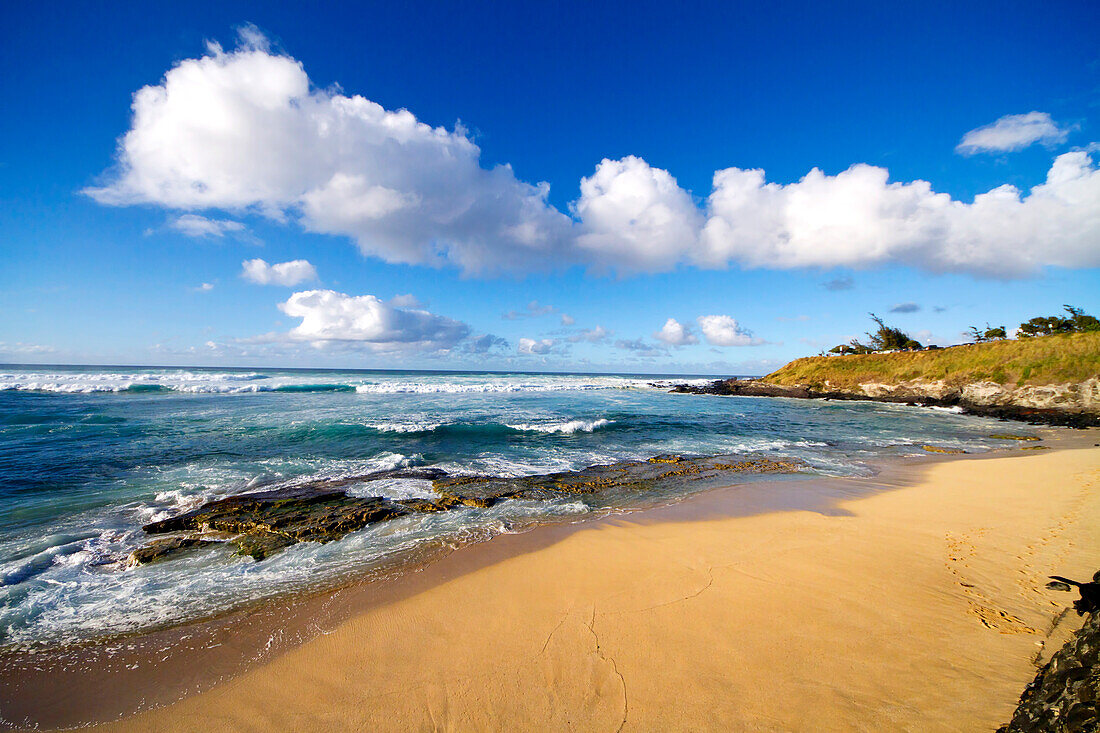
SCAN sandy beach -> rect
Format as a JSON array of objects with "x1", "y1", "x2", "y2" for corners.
[{"x1": 32, "y1": 435, "x2": 1085, "y2": 732}]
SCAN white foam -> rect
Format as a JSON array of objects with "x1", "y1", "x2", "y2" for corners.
[
  {"x1": 363, "y1": 421, "x2": 447, "y2": 433},
  {"x1": 507, "y1": 418, "x2": 614, "y2": 434},
  {"x1": 0, "y1": 369, "x2": 671, "y2": 395}
]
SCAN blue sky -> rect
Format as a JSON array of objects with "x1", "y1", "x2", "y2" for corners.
[{"x1": 2, "y1": 1, "x2": 1098, "y2": 374}]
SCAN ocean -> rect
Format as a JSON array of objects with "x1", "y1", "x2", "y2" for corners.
[{"x1": 0, "y1": 365, "x2": 1032, "y2": 649}]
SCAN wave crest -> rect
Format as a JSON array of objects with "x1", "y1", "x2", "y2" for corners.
[{"x1": 507, "y1": 418, "x2": 615, "y2": 434}]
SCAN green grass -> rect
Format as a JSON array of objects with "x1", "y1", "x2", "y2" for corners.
[{"x1": 763, "y1": 332, "x2": 1100, "y2": 389}]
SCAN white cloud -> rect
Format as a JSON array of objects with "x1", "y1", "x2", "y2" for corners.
[
  {"x1": 517, "y1": 337, "x2": 556, "y2": 355},
  {"x1": 276, "y1": 289, "x2": 469, "y2": 351},
  {"x1": 653, "y1": 317, "x2": 698, "y2": 346},
  {"x1": 388, "y1": 294, "x2": 423, "y2": 308},
  {"x1": 170, "y1": 214, "x2": 246, "y2": 238},
  {"x1": 699, "y1": 152, "x2": 1100, "y2": 277},
  {"x1": 697, "y1": 315, "x2": 764, "y2": 347},
  {"x1": 195, "y1": 282, "x2": 215, "y2": 292},
  {"x1": 574, "y1": 156, "x2": 703, "y2": 273},
  {"x1": 560, "y1": 314, "x2": 575, "y2": 326},
  {"x1": 0, "y1": 342, "x2": 57, "y2": 356},
  {"x1": 86, "y1": 30, "x2": 570, "y2": 276},
  {"x1": 87, "y1": 32, "x2": 1100, "y2": 279},
  {"x1": 956, "y1": 112, "x2": 1069, "y2": 155},
  {"x1": 241, "y1": 258, "x2": 318, "y2": 286}
]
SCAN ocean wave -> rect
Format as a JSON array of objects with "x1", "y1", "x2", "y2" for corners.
[
  {"x1": 506, "y1": 418, "x2": 615, "y2": 434},
  {"x1": 363, "y1": 421, "x2": 448, "y2": 433},
  {"x1": 0, "y1": 370, "x2": 662, "y2": 395},
  {"x1": 353, "y1": 380, "x2": 640, "y2": 394}
]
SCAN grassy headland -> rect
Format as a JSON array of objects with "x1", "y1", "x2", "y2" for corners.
[{"x1": 764, "y1": 331, "x2": 1100, "y2": 390}]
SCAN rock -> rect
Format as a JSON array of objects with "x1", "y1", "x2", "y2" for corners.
[
  {"x1": 669, "y1": 379, "x2": 1100, "y2": 428},
  {"x1": 990, "y1": 434, "x2": 1042, "y2": 441},
  {"x1": 136, "y1": 455, "x2": 804, "y2": 563},
  {"x1": 921, "y1": 446, "x2": 966, "y2": 454},
  {"x1": 126, "y1": 536, "x2": 222, "y2": 567},
  {"x1": 998, "y1": 608, "x2": 1100, "y2": 732}
]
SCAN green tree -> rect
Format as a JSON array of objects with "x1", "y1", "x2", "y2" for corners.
[
  {"x1": 1018, "y1": 306, "x2": 1099, "y2": 337},
  {"x1": 1064, "y1": 305, "x2": 1100, "y2": 332},
  {"x1": 865, "y1": 313, "x2": 922, "y2": 351}
]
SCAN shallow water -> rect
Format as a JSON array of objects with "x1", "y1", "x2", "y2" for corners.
[{"x1": 0, "y1": 365, "x2": 1032, "y2": 648}]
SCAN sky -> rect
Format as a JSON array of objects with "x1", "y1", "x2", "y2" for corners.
[{"x1": 2, "y1": 1, "x2": 1099, "y2": 375}]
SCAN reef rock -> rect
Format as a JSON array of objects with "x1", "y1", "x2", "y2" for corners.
[{"x1": 134, "y1": 456, "x2": 803, "y2": 563}]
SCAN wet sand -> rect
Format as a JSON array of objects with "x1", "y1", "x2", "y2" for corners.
[{"x1": 5, "y1": 432, "x2": 1100, "y2": 731}]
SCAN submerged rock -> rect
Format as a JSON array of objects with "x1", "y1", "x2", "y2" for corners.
[
  {"x1": 921, "y1": 445, "x2": 966, "y2": 454},
  {"x1": 126, "y1": 536, "x2": 222, "y2": 567},
  {"x1": 134, "y1": 455, "x2": 803, "y2": 563}
]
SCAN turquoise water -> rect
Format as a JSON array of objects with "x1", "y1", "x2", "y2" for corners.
[{"x1": 0, "y1": 365, "x2": 1030, "y2": 648}]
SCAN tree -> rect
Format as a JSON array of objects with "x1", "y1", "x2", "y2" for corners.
[
  {"x1": 1064, "y1": 306, "x2": 1100, "y2": 332},
  {"x1": 1019, "y1": 306, "x2": 1098, "y2": 337},
  {"x1": 967, "y1": 326, "x2": 987, "y2": 344},
  {"x1": 865, "y1": 313, "x2": 922, "y2": 351}
]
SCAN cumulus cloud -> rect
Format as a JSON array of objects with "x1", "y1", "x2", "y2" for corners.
[
  {"x1": 696, "y1": 315, "x2": 764, "y2": 347},
  {"x1": 275, "y1": 289, "x2": 469, "y2": 351},
  {"x1": 88, "y1": 31, "x2": 1100, "y2": 279},
  {"x1": 700, "y1": 152, "x2": 1100, "y2": 277},
  {"x1": 86, "y1": 30, "x2": 570, "y2": 275},
  {"x1": 517, "y1": 337, "x2": 556, "y2": 355},
  {"x1": 573, "y1": 156, "x2": 703, "y2": 273},
  {"x1": 194, "y1": 282, "x2": 215, "y2": 292},
  {"x1": 889, "y1": 302, "x2": 920, "y2": 313},
  {"x1": 956, "y1": 112, "x2": 1070, "y2": 155},
  {"x1": 170, "y1": 214, "x2": 247, "y2": 238},
  {"x1": 653, "y1": 317, "x2": 698, "y2": 346},
  {"x1": 241, "y1": 258, "x2": 318, "y2": 286}
]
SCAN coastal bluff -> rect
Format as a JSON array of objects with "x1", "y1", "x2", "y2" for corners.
[{"x1": 673, "y1": 332, "x2": 1100, "y2": 427}]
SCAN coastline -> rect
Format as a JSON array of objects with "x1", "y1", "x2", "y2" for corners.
[
  {"x1": 669, "y1": 378, "x2": 1100, "y2": 428},
  {"x1": 4, "y1": 429, "x2": 1097, "y2": 731}
]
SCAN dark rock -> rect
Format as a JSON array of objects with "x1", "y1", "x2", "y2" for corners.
[
  {"x1": 135, "y1": 455, "x2": 803, "y2": 563},
  {"x1": 126, "y1": 536, "x2": 222, "y2": 567},
  {"x1": 999, "y1": 573, "x2": 1100, "y2": 732}
]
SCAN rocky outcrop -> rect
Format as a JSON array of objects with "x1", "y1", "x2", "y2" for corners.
[
  {"x1": 132, "y1": 455, "x2": 802, "y2": 564},
  {"x1": 671, "y1": 378, "x2": 1100, "y2": 428},
  {"x1": 998, "y1": 611, "x2": 1100, "y2": 732}
]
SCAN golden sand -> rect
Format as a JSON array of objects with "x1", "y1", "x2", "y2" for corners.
[{"x1": 94, "y1": 443, "x2": 1099, "y2": 732}]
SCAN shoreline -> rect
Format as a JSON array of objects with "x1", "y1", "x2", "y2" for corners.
[
  {"x1": 669, "y1": 379, "x2": 1100, "y2": 428},
  {"x1": 3, "y1": 429, "x2": 1097, "y2": 731}
]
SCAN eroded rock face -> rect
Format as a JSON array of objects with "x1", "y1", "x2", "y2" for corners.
[{"x1": 132, "y1": 455, "x2": 803, "y2": 564}]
